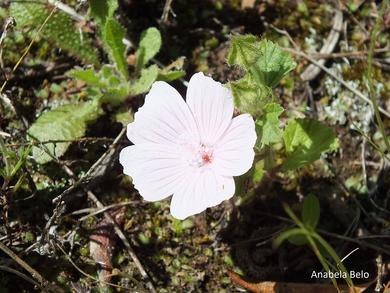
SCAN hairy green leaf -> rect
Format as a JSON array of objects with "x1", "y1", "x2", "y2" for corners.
[
  {"x1": 253, "y1": 39, "x2": 297, "y2": 88},
  {"x1": 103, "y1": 18, "x2": 128, "y2": 79},
  {"x1": 283, "y1": 118, "x2": 338, "y2": 170},
  {"x1": 302, "y1": 194, "x2": 320, "y2": 230},
  {"x1": 10, "y1": 2, "x2": 99, "y2": 65},
  {"x1": 115, "y1": 107, "x2": 134, "y2": 126},
  {"x1": 89, "y1": 0, "x2": 118, "y2": 29},
  {"x1": 157, "y1": 70, "x2": 185, "y2": 82},
  {"x1": 255, "y1": 103, "x2": 284, "y2": 146},
  {"x1": 227, "y1": 34, "x2": 260, "y2": 70},
  {"x1": 131, "y1": 65, "x2": 159, "y2": 95},
  {"x1": 28, "y1": 100, "x2": 101, "y2": 164},
  {"x1": 227, "y1": 36, "x2": 294, "y2": 116},
  {"x1": 135, "y1": 27, "x2": 162, "y2": 72},
  {"x1": 68, "y1": 66, "x2": 129, "y2": 105},
  {"x1": 100, "y1": 86, "x2": 129, "y2": 105},
  {"x1": 67, "y1": 68, "x2": 102, "y2": 87},
  {"x1": 229, "y1": 74, "x2": 272, "y2": 116}
]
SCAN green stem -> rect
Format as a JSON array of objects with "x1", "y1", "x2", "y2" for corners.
[
  {"x1": 367, "y1": 0, "x2": 390, "y2": 155},
  {"x1": 306, "y1": 235, "x2": 340, "y2": 291}
]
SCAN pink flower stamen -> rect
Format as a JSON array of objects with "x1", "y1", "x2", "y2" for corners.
[
  {"x1": 199, "y1": 144, "x2": 213, "y2": 164},
  {"x1": 188, "y1": 143, "x2": 214, "y2": 167}
]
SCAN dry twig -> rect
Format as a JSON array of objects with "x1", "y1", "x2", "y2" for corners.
[
  {"x1": 42, "y1": 128, "x2": 157, "y2": 293},
  {"x1": 52, "y1": 128, "x2": 126, "y2": 205},
  {"x1": 0, "y1": 17, "x2": 16, "y2": 70},
  {"x1": 309, "y1": 48, "x2": 388, "y2": 59},
  {"x1": 285, "y1": 47, "x2": 390, "y2": 119},
  {"x1": 0, "y1": 265, "x2": 42, "y2": 289},
  {"x1": 87, "y1": 191, "x2": 156, "y2": 293},
  {"x1": 0, "y1": 241, "x2": 62, "y2": 292},
  {"x1": 161, "y1": 0, "x2": 174, "y2": 23},
  {"x1": 300, "y1": 9, "x2": 343, "y2": 81},
  {"x1": 68, "y1": 201, "x2": 136, "y2": 220}
]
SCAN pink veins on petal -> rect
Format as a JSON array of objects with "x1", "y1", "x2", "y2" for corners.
[{"x1": 119, "y1": 72, "x2": 257, "y2": 219}]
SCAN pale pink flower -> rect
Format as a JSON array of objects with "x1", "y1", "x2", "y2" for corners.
[{"x1": 119, "y1": 72, "x2": 257, "y2": 219}]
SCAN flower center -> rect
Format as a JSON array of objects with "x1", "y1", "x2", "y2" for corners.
[{"x1": 188, "y1": 144, "x2": 214, "y2": 168}]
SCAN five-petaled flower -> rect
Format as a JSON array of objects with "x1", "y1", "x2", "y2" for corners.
[{"x1": 119, "y1": 72, "x2": 257, "y2": 219}]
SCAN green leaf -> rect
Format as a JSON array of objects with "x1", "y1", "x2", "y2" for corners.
[
  {"x1": 273, "y1": 228, "x2": 306, "y2": 249},
  {"x1": 229, "y1": 74, "x2": 272, "y2": 116},
  {"x1": 255, "y1": 103, "x2": 284, "y2": 146},
  {"x1": 10, "y1": 3, "x2": 100, "y2": 65},
  {"x1": 89, "y1": 0, "x2": 118, "y2": 29},
  {"x1": 282, "y1": 118, "x2": 338, "y2": 170},
  {"x1": 131, "y1": 65, "x2": 159, "y2": 95},
  {"x1": 345, "y1": 174, "x2": 368, "y2": 194},
  {"x1": 0, "y1": 139, "x2": 10, "y2": 177},
  {"x1": 100, "y1": 85, "x2": 129, "y2": 105},
  {"x1": 157, "y1": 70, "x2": 185, "y2": 82},
  {"x1": 288, "y1": 234, "x2": 309, "y2": 246},
  {"x1": 253, "y1": 39, "x2": 296, "y2": 88},
  {"x1": 27, "y1": 100, "x2": 101, "y2": 164},
  {"x1": 227, "y1": 36, "x2": 296, "y2": 88},
  {"x1": 227, "y1": 37, "x2": 295, "y2": 116},
  {"x1": 263, "y1": 145, "x2": 277, "y2": 170},
  {"x1": 135, "y1": 27, "x2": 162, "y2": 72},
  {"x1": 252, "y1": 160, "x2": 265, "y2": 184},
  {"x1": 67, "y1": 68, "x2": 102, "y2": 87},
  {"x1": 115, "y1": 107, "x2": 134, "y2": 126},
  {"x1": 10, "y1": 146, "x2": 31, "y2": 179},
  {"x1": 312, "y1": 233, "x2": 354, "y2": 288},
  {"x1": 302, "y1": 194, "x2": 320, "y2": 229},
  {"x1": 68, "y1": 65, "x2": 130, "y2": 105},
  {"x1": 282, "y1": 202, "x2": 305, "y2": 228},
  {"x1": 227, "y1": 34, "x2": 260, "y2": 70},
  {"x1": 103, "y1": 18, "x2": 129, "y2": 79}
]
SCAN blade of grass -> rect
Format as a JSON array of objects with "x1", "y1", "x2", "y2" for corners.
[
  {"x1": 366, "y1": 0, "x2": 390, "y2": 155},
  {"x1": 305, "y1": 235, "x2": 340, "y2": 291},
  {"x1": 0, "y1": 4, "x2": 57, "y2": 94},
  {"x1": 313, "y1": 233, "x2": 355, "y2": 290},
  {"x1": 282, "y1": 202, "x2": 305, "y2": 229},
  {"x1": 273, "y1": 227, "x2": 306, "y2": 249}
]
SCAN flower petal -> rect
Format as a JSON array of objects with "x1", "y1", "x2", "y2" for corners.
[
  {"x1": 127, "y1": 81, "x2": 199, "y2": 146},
  {"x1": 186, "y1": 72, "x2": 234, "y2": 145},
  {"x1": 170, "y1": 169, "x2": 235, "y2": 219},
  {"x1": 119, "y1": 144, "x2": 187, "y2": 201},
  {"x1": 213, "y1": 114, "x2": 256, "y2": 176}
]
